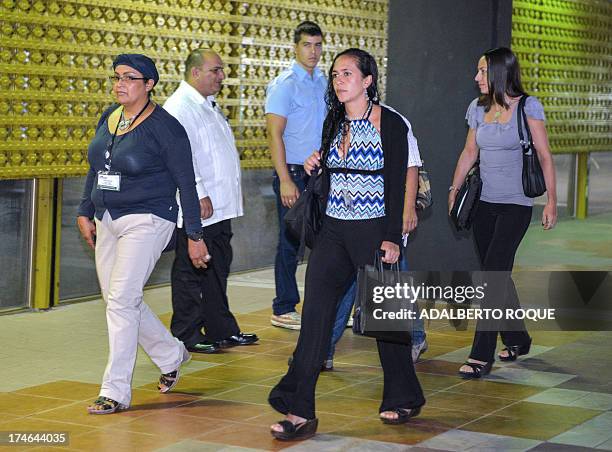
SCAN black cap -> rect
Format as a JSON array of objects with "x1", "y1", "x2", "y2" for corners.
[{"x1": 112, "y1": 54, "x2": 159, "y2": 85}]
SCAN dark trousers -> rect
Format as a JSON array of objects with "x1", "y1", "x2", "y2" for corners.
[
  {"x1": 269, "y1": 217, "x2": 425, "y2": 420},
  {"x1": 170, "y1": 220, "x2": 240, "y2": 346},
  {"x1": 469, "y1": 201, "x2": 532, "y2": 362},
  {"x1": 272, "y1": 169, "x2": 309, "y2": 316}
]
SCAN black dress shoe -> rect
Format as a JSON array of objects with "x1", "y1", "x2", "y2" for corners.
[
  {"x1": 217, "y1": 333, "x2": 259, "y2": 348},
  {"x1": 187, "y1": 342, "x2": 219, "y2": 354}
]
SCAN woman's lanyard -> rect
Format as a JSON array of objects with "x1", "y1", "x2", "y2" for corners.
[{"x1": 104, "y1": 100, "x2": 150, "y2": 171}]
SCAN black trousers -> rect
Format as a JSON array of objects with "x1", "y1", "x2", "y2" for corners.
[
  {"x1": 269, "y1": 217, "x2": 425, "y2": 420},
  {"x1": 469, "y1": 201, "x2": 533, "y2": 362},
  {"x1": 170, "y1": 220, "x2": 240, "y2": 346}
]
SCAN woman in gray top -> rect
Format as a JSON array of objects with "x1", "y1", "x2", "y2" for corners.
[{"x1": 448, "y1": 47, "x2": 557, "y2": 379}]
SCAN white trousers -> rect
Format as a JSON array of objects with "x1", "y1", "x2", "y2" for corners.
[{"x1": 95, "y1": 211, "x2": 185, "y2": 406}]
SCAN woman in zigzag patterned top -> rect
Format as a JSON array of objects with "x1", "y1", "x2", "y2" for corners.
[{"x1": 268, "y1": 48, "x2": 425, "y2": 441}]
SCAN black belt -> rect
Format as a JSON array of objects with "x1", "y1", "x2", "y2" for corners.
[
  {"x1": 287, "y1": 164, "x2": 305, "y2": 173},
  {"x1": 328, "y1": 167, "x2": 384, "y2": 176}
]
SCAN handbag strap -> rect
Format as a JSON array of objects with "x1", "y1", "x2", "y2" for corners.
[
  {"x1": 305, "y1": 167, "x2": 320, "y2": 190},
  {"x1": 373, "y1": 250, "x2": 400, "y2": 280},
  {"x1": 468, "y1": 158, "x2": 481, "y2": 178},
  {"x1": 517, "y1": 95, "x2": 533, "y2": 154}
]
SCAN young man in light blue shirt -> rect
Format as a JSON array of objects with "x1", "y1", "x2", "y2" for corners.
[{"x1": 265, "y1": 21, "x2": 327, "y2": 329}]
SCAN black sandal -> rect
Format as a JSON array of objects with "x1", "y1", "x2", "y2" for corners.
[
  {"x1": 499, "y1": 340, "x2": 532, "y2": 362},
  {"x1": 458, "y1": 361, "x2": 493, "y2": 379},
  {"x1": 158, "y1": 369, "x2": 180, "y2": 393},
  {"x1": 158, "y1": 348, "x2": 191, "y2": 393},
  {"x1": 87, "y1": 396, "x2": 126, "y2": 415},
  {"x1": 380, "y1": 406, "x2": 422, "y2": 425},
  {"x1": 270, "y1": 418, "x2": 318, "y2": 441}
]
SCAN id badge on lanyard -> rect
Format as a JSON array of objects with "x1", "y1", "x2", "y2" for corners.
[
  {"x1": 97, "y1": 170, "x2": 121, "y2": 191},
  {"x1": 97, "y1": 101, "x2": 149, "y2": 192},
  {"x1": 98, "y1": 108, "x2": 124, "y2": 192}
]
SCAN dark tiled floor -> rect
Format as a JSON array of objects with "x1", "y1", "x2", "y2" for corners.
[{"x1": 2, "y1": 307, "x2": 612, "y2": 451}]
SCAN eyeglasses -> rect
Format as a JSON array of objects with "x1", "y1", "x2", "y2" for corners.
[{"x1": 109, "y1": 75, "x2": 148, "y2": 83}]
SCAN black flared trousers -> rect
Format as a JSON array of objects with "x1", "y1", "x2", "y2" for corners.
[
  {"x1": 469, "y1": 201, "x2": 533, "y2": 362},
  {"x1": 269, "y1": 216, "x2": 425, "y2": 420}
]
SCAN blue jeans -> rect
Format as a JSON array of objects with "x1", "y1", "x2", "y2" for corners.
[
  {"x1": 326, "y1": 241, "x2": 426, "y2": 359},
  {"x1": 272, "y1": 170, "x2": 308, "y2": 316}
]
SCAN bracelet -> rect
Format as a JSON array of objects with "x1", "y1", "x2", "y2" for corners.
[{"x1": 449, "y1": 186, "x2": 459, "y2": 192}]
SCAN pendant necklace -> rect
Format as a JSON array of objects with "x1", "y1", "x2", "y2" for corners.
[
  {"x1": 341, "y1": 100, "x2": 373, "y2": 210},
  {"x1": 493, "y1": 105, "x2": 502, "y2": 123},
  {"x1": 105, "y1": 100, "x2": 151, "y2": 170},
  {"x1": 118, "y1": 100, "x2": 150, "y2": 131}
]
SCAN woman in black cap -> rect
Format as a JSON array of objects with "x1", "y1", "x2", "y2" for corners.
[{"x1": 77, "y1": 54, "x2": 209, "y2": 414}]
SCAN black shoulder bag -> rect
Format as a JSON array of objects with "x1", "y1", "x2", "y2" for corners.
[
  {"x1": 283, "y1": 158, "x2": 329, "y2": 259},
  {"x1": 450, "y1": 161, "x2": 482, "y2": 231},
  {"x1": 518, "y1": 96, "x2": 547, "y2": 198}
]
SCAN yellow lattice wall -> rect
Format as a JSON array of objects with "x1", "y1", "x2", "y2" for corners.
[
  {"x1": 512, "y1": 0, "x2": 612, "y2": 155},
  {"x1": 0, "y1": 0, "x2": 389, "y2": 179}
]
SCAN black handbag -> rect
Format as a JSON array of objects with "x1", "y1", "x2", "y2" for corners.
[
  {"x1": 450, "y1": 162, "x2": 482, "y2": 231},
  {"x1": 518, "y1": 96, "x2": 546, "y2": 198},
  {"x1": 415, "y1": 161, "x2": 433, "y2": 210},
  {"x1": 352, "y1": 253, "x2": 415, "y2": 345},
  {"x1": 284, "y1": 165, "x2": 328, "y2": 258}
]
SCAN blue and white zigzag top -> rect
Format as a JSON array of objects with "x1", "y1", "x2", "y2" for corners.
[{"x1": 326, "y1": 118, "x2": 384, "y2": 220}]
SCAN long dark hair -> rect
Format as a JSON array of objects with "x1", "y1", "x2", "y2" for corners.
[
  {"x1": 320, "y1": 48, "x2": 380, "y2": 160},
  {"x1": 478, "y1": 47, "x2": 526, "y2": 111}
]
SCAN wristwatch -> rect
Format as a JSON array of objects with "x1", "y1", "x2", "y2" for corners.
[{"x1": 187, "y1": 231, "x2": 204, "y2": 242}]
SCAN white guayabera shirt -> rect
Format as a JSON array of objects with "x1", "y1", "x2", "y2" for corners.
[
  {"x1": 381, "y1": 103, "x2": 423, "y2": 168},
  {"x1": 164, "y1": 80, "x2": 244, "y2": 228}
]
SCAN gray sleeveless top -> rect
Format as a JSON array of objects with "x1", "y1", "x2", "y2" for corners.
[{"x1": 466, "y1": 96, "x2": 545, "y2": 206}]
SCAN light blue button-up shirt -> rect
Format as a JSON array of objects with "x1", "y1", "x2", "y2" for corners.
[{"x1": 265, "y1": 61, "x2": 327, "y2": 165}]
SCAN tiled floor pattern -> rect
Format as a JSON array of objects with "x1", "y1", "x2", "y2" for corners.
[
  {"x1": 1, "y1": 266, "x2": 612, "y2": 451},
  {"x1": 516, "y1": 212, "x2": 612, "y2": 270}
]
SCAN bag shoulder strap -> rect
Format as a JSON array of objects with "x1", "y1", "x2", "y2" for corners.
[{"x1": 517, "y1": 95, "x2": 532, "y2": 150}]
